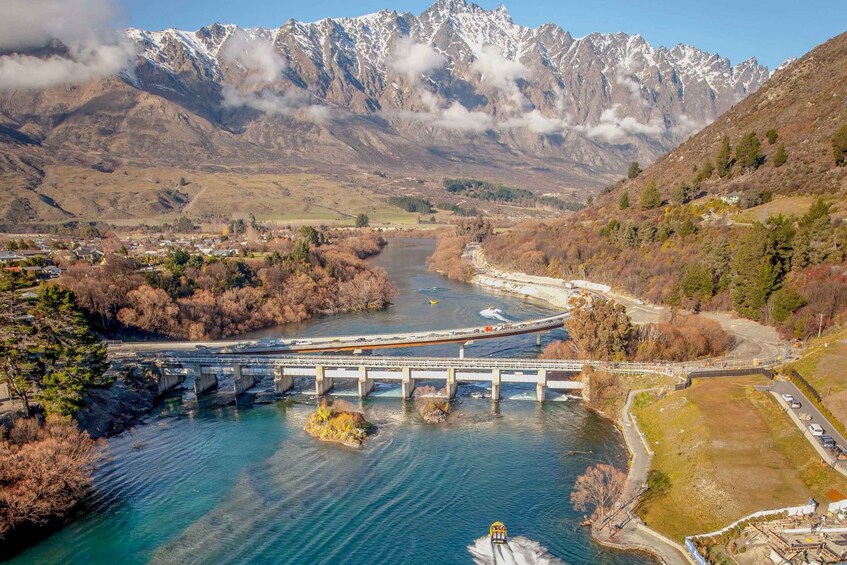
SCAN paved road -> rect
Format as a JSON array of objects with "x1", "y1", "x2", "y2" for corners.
[
  {"x1": 468, "y1": 246, "x2": 791, "y2": 367},
  {"x1": 770, "y1": 380, "x2": 847, "y2": 478}
]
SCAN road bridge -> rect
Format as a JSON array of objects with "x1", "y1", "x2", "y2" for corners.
[
  {"x1": 138, "y1": 353, "x2": 684, "y2": 402},
  {"x1": 108, "y1": 312, "x2": 569, "y2": 357}
]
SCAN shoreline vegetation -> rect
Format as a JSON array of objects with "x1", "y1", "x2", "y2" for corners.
[
  {"x1": 0, "y1": 416, "x2": 105, "y2": 559},
  {"x1": 60, "y1": 228, "x2": 397, "y2": 341},
  {"x1": 304, "y1": 399, "x2": 374, "y2": 448}
]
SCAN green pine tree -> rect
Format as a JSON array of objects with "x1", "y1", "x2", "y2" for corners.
[
  {"x1": 627, "y1": 161, "x2": 642, "y2": 179},
  {"x1": 716, "y1": 136, "x2": 734, "y2": 178},
  {"x1": 640, "y1": 180, "x2": 662, "y2": 209},
  {"x1": 773, "y1": 143, "x2": 788, "y2": 167},
  {"x1": 833, "y1": 124, "x2": 847, "y2": 166},
  {"x1": 619, "y1": 192, "x2": 630, "y2": 210},
  {"x1": 765, "y1": 129, "x2": 778, "y2": 145},
  {"x1": 735, "y1": 132, "x2": 764, "y2": 172}
]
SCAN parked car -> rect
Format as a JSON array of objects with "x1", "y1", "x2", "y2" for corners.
[
  {"x1": 789, "y1": 400, "x2": 802, "y2": 409},
  {"x1": 821, "y1": 435, "x2": 836, "y2": 448},
  {"x1": 834, "y1": 445, "x2": 847, "y2": 461},
  {"x1": 781, "y1": 393, "x2": 795, "y2": 402},
  {"x1": 809, "y1": 424, "x2": 825, "y2": 436}
]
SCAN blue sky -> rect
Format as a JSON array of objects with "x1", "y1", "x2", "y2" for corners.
[{"x1": 117, "y1": 0, "x2": 844, "y2": 69}]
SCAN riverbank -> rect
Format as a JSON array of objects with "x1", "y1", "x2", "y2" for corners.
[
  {"x1": 465, "y1": 245, "x2": 573, "y2": 310},
  {"x1": 592, "y1": 389, "x2": 694, "y2": 565},
  {"x1": 467, "y1": 244, "x2": 787, "y2": 365},
  {"x1": 463, "y1": 245, "x2": 692, "y2": 563}
]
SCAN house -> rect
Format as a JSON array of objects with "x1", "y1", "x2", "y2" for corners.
[
  {"x1": 0, "y1": 250, "x2": 23, "y2": 263},
  {"x1": 74, "y1": 247, "x2": 104, "y2": 262},
  {"x1": 43, "y1": 266, "x2": 61, "y2": 278},
  {"x1": 719, "y1": 193, "x2": 742, "y2": 205}
]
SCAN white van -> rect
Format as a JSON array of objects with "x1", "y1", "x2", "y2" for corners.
[{"x1": 809, "y1": 424, "x2": 825, "y2": 436}]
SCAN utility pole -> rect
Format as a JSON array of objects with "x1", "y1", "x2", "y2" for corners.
[{"x1": 818, "y1": 313, "x2": 825, "y2": 338}]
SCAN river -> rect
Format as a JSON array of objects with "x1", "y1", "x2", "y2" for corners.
[{"x1": 11, "y1": 238, "x2": 654, "y2": 564}]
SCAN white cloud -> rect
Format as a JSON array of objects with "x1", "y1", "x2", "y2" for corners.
[
  {"x1": 389, "y1": 37, "x2": 445, "y2": 79},
  {"x1": 615, "y1": 69, "x2": 642, "y2": 99},
  {"x1": 672, "y1": 114, "x2": 707, "y2": 139},
  {"x1": 499, "y1": 109, "x2": 568, "y2": 135},
  {"x1": 0, "y1": 0, "x2": 135, "y2": 91},
  {"x1": 221, "y1": 84, "x2": 330, "y2": 123},
  {"x1": 578, "y1": 104, "x2": 664, "y2": 142},
  {"x1": 389, "y1": 101, "x2": 493, "y2": 132},
  {"x1": 470, "y1": 45, "x2": 529, "y2": 110},
  {"x1": 431, "y1": 102, "x2": 494, "y2": 132},
  {"x1": 218, "y1": 31, "x2": 329, "y2": 123},
  {"x1": 220, "y1": 29, "x2": 285, "y2": 84}
]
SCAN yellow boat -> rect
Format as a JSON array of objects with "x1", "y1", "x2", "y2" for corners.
[
  {"x1": 429, "y1": 300, "x2": 439, "y2": 305},
  {"x1": 489, "y1": 521, "x2": 507, "y2": 544}
]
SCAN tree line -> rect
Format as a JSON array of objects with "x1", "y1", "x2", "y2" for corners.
[{"x1": 60, "y1": 229, "x2": 397, "y2": 341}]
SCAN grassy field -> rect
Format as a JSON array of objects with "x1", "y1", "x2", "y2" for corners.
[
  {"x1": 37, "y1": 166, "x2": 425, "y2": 226},
  {"x1": 634, "y1": 376, "x2": 847, "y2": 541}
]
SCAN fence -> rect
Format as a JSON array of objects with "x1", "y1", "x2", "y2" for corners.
[
  {"x1": 789, "y1": 369, "x2": 822, "y2": 402},
  {"x1": 684, "y1": 503, "x2": 817, "y2": 562},
  {"x1": 674, "y1": 367, "x2": 775, "y2": 391}
]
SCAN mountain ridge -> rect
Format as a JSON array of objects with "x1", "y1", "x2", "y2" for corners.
[{"x1": 0, "y1": 0, "x2": 770, "y2": 224}]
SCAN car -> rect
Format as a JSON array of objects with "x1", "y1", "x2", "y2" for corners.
[
  {"x1": 789, "y1": 400, "x2": 801, "y2": 409},
  {"x1": 781, "y1": 393, "x2": 795, "y2": 402},
  {"x1": 809, "y1": 424, "x2": 825, "y2": 436},
  {"x1": 834, "y1": 445, "x2": 847, "y2": 461},
  {"x1": 821, "y1": 436, "x2": 836, "y2": 448},
  {"x1": 195, "y1": 344, "x2": 209, "y2": 350},
  {"x1": 635, "y1": 299, "x2": 644, "y2": 305}
]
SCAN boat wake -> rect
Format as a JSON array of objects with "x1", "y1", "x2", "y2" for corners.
[
  {"x1": 479, "y1": 307, "x2": 510, "y2": 322},
  {"x1": 468, "y1": 536, "x2": 567, "y2": 565}
]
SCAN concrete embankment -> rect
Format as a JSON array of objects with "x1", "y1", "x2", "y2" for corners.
[{"x1": 472, "y1": 273, "x2": 572, "y2": 310}]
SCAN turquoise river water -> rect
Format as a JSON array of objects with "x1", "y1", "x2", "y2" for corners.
[{"x1": 11, "y1": 239, "x2": 654, "y2": 564}]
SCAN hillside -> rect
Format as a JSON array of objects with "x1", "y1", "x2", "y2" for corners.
[
  {"x1": 0, "y1": 0, "x2": 769, "y2": 226},
  {"x1": 484, "y1": 31, "x2": 847, "y2": 340},
  {"x1": 624, "y1": 31, "x2": 847, "y2": 199}
]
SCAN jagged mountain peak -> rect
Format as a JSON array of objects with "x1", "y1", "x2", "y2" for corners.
[{"x1": 0, "y1": 0, "x2": 776, "y2": 225}]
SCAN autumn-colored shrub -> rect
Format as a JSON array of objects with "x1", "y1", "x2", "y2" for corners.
[
  {"x1": 63, "y1": 230, "x2": 397, "y2": 340},
  {"x1": 0, "y1": 416, "x2": 104, "y2": 538},
  {"x1": 427, "y1": 236, "x2": 474, "y2": 282}
]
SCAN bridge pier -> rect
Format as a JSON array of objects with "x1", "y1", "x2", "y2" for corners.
[
  {"x1": 536, "y1": 369, "x2": 547, "y2": 402},
  {"x1": 149, "y1": 363, "x2": 183, "y2": 395},
  {"x1": 190, "y1": 364, "x2": 218, "y2": 396},
  {"x1": 491, "y1": 368, "x2": 501, "y2": 402},
  {"x1": 358, "y1": 366, "x2": 374, "y2": 398},
  {"x1": 535, "y1": 332, "x2": 542, "y2": 347},
  {"x1": 446, "y1": 368, "x2": 457, "y2": 399},
  {"x1": 273, "y1": 366, "x2": 294, "y2": 394},
  {"x1": 315, "y1": 365, "x2": 334, "y2": 396},
  {"x1": 233, "y1": 365, "x2": 255, "y2": 395},
  {"x1": 401, "y1": 367, "x2": 416, "y2": 399}
]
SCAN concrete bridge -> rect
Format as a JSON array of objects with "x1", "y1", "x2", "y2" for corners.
[
  {"x1": 107, "y1": 312, "x2": 569, "y2": 357},
  {"x1": 143, "y1": 353, "x2": 682, "y2": 402}
]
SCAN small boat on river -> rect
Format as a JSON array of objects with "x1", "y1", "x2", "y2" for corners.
[{"x1": 489, "y1": 521, "x2": 508, "y2": 544}]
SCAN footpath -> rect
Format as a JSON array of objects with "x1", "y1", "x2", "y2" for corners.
[{"x1": 591, "y1": 389, "x2": 694, "y2": 565}]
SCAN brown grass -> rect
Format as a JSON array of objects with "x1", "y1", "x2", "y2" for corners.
[{"x1": 635, "y1": 376, "x2": 847, "y2": 541}]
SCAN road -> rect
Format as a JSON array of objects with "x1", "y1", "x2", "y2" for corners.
[
  {"x1": 108, "y1": 311, "x2": 570, "y2": 356},
  {"x1": 468, "y1": 246, "x2": 790, "y2": 367},
  {"x1": 770, "y1": 380, "x2": 847, "y2": 478}
]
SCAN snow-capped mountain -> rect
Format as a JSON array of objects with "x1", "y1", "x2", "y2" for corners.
[
  {"x1": 0, "y1": 0, "x2": 771, "y2": 223},
  {"x1": 125, "y1": 0, "x2": 766, "y2": 140}
]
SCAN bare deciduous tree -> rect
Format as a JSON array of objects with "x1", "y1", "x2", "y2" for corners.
[{"x1": 570, "y1": 463, "x2": 627, "y2": 529}]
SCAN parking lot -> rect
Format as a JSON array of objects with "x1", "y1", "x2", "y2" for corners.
[{"x1": 771, "y1": 380, "x2": 847, "y2": 476}]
